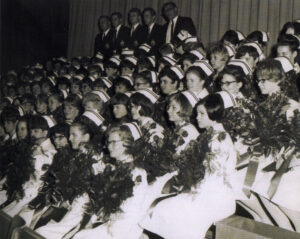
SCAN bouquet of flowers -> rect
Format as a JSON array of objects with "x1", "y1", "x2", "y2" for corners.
[
  {"x1": 88, "y1": 159, "x2": 134, "y2": 221},
  {"x1": 241, "y1": 93, "x2": 292, "y2": 157},
  {"x1": 43, "y1": 145, "x2": 96, "y2": 205},
  {"x1": 2, "y1": 140, "x2": 35, "y2": 202},
  {"x1": 222, "y1": 105, "x2": 256, "y2": 142}
]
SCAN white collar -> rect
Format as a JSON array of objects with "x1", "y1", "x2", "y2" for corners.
[
  {"x1": 170, "y1": 16, "x2": 179, "y2": 25},
  {"x1": 194, "y1": 88, "x2": 209, "y2": 99},
  {"x1": 132, "y1": 23, "x2": 139, "y2": 30},
  {"x1": 212, "y1": 123, "x2": 225, "y2": 132},
  {"x1": 115, "y1": 24, "x2": 122, "y2": 32},
  {"x1": 148, "y1": 22, "x2": 155, "y2": 32},
  {"x1": 103, "y1": 28, "x2": 110, "y2": 36}
]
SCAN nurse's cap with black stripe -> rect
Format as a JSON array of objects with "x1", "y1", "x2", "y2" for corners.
[
  {"x1": 136, "y1": 89, "x2": 159, "y2": 104},
  {"x1": 147, "y1": 56, "x2": 156, "y2": 67},
  {"x1": 274, "y1": 56, "x2": 294, "y2": 73},
  {"x1": 95, "y1": 52, "x2": 104, "y2": 60},
  {"x1": 120, "y1": 75, "x2": 134, "y2": 86},
  {"x1": 121, "y1": 48, "x2": 134, "y2": 56},
  {"x1": 124, "y1": 56, "x2": 138, "y2": 65},
  {"x1": 242, "y1": 41, "x2": 265, "y2": 61},
  {"x1": 42, "y1": 115, "x2": 57, "y2": 128},
  {"x1": 224, "y1": 44, "x2": 236, "y2": 57},
  {"x1": 122, "y1": 122, "x2": 142, "y2": 141},
  {"x1": 99, "y1": 77, "x2": 113, "y2": 88},
  {"x1": 227, "y1": 59, "x2": 252, "y2": 76},
  {"x1": 162, "y1": 56, "x2": 177, "y2": 66},
  {"x1": 189, "y1": 50, "x2": 204, "y2": 60},
  {"x1": 149, "y1": 71, "x2": 158, "y2": 83},
  {"x1": 90, "y1": 90, "x2": 111, "y2": 103},
  {"x1": 261, "y1": 31, "x2": 270, "y2": 43},
  {"x1": 139, "y1": 43, "x2": 152, "y2": 53},
  {"x1": 193, "y1": 60, "x2": 214, "y2": 77},
  {"x1": 181, "y1": 90, "x2": 199, "y2": 108},
  {"x1": 184, "y1": 37, "x2": 198, "y2": 45},
  {"x1": 82, "y1": 110, "x2": 105, "y2": 126},
  {"x1": 234, "y1": 30, "x2": 245, "y2": 41},
  {"x1": 170, "y1": 65, "x2": 185, "y2": 80},
  {"x1": 108, "y1": 56, "x2": 121, "y2": 66},
  {"x1": 217, "y1": 91, "x2": 236, "y2": 109},
  {"x1": 177, "y1": 30, "x2": 192, "y2": 41}
]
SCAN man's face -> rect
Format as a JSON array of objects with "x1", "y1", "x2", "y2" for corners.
[
  {"x1": 111, "y1": 15, "x2": 121, "y2": 28},
  {"x1": 163, "y1": 4, "x2": 177, "y2": 21},
  {"x1": 99, "y1": 18, "x2": 110, "y2": 31},
  {"x1": 129, "y1": 12, "x2": 139, "y2": 25},
  {"x1": 143, "y1": 10, "x2": 155, "y2": 26}
]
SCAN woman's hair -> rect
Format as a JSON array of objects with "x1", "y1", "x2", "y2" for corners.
[
  {"x1": 197, "y1": 94, "x2": 225, "y2": 122},
  {"x1": 114, "y1": 77, "x2": 134, "y2": 91},
  {"x1": 28, "y1": 115, "x2": 49, "y2": 131},
  {"x1": 134, "y1": 71, "x2": 153, "y2": 86},
  {"x1": 81, "y1": 77, "x2": 93, "y2": 88},
  {"x1": 246, "y1": 31, "x2": 267, "y2": 47},
  {"x1": 255, "y1": 59, "x2": 285, "y2": 83},
  {"x1": 208, "y1": 43, "x2": 229, "y2": 61},
  {"x1": 108, "y1": 126, "x2": 135, "y2": 153},
  {"x1": 57, "y1": 77, "x2": 71, "y2": 88},
  {"x1": 110, "y1": 93, "x2": 130, "y2": 106},
  {"x1": 218, "y1": 64, "x2": 246, "y2": 85},
  {"x1": 71, "y1": 121, "x2": 90, "y2": 137},
  {"x1": 49, "y1": 90, "x2": 64, "y2": 103},
  {"x1": 70, "y1": 77, "x2": 82, "y2": 86},
  {"x1": 137, "y1": 57, "x2": 155, "y2": 71},
  {"x1": 36, "y1": 94, "x2": 48, "y2": 104},
  {"x1": 1, "y1": 106, "x2": 20, "y2": 123},
  {"x1": 221, "y1": 30, "x2": 242, "y2": 46},
  {"x1": 169, "y1": 93, "x2": 194, "y2": 121},
  {"x1": 64, "y1": 94, "x2": 83, "y2": 111},
  {"x1": 236, "y1": 45, "x2": 259, "y2": 60},
  {"x1": 159, "y1": 66, "x2": 181, "y2": 87},
  {"x1": 120, "y1": 59, "x2": 136, "y2": 71},
  {"x1": 186, "y1": 66, "x2": 208, "y2": 82},
  {"x1": 279, "y1": 22, "x2": 298, "y2": 37},
  {"x1": 180, "y1": 52, "x2": 198, "y2": 64},
  {"x1": 130, "y1": 92, "x2": 154, "y2": 117},
  {"x1": 183, "y1": 41, "x2": 205, "y2": 53}
]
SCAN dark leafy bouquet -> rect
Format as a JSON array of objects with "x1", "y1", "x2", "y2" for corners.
[
  {"x1": 240, "y1": 93, "x2": 292, "y2": 157},
  {"x1": 171, "y1": 133, "x2": 210, "y2": 192},
  {"x1": 222, "y1": 104, "x2": 256, "y2": 142},
  {"x1": 87, "y1": 157, "x2": 134, "y2": 222},
  {"x1": 133, "y1": 127, "x2": 178, "y2": 183},
  {"x1": 42, "y1": 145, "x2": 96, "y2": 206},
  {"x1": 288, "y1": 110, "x2": 300, "y2": 153},
  {"x1": 1, "y1": 140, "x2": 35, "y2": 203}
]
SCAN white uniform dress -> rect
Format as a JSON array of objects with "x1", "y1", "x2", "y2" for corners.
[
  {"x1": 74, "y1": 167, "x2": 176, "y2": 239},
  {"x1": 140, "y1": 123, "x2": 237, "y2": 239},
  {"x1": 3, "y1": 139, "x2": 56, "y2": 217}
]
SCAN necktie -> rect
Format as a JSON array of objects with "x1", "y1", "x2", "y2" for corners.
[{"x1": 171, "y1": 20, "x2": 174, "y2": 40}]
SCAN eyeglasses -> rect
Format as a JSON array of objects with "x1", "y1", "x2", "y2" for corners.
[
  {"x1": 220, "y1": 80, "x2": 237, "y2": 86},
  {"x1": 107, "y1": 140, "x2": 123, "y2": 145}
]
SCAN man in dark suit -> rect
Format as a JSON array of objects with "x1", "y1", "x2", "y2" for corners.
[
  {"x1": 111, "y1": 12, "x2": 130, "y2": 54},
  {"x1": 142, "y1": 7, "x2": 164, "y2": 56},
  {"x1": 128, "y1": 8, "x2": 147, "y2": 49},
  {"x1": 94, "y1": 16, "x2": 115, "y2": 59},
  {"x1": 162, "y1": 1, "x2": 196, "y2": 44}
]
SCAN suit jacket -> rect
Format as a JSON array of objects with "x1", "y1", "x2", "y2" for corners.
[
  {"x1": 146, "y1": 23, "x2": 164, "y2": 55},
  {"x1": 129, "y1": 24, "x2": 147, "y2": 49},
  {"x1": 163, "y1": 16, "x2": 196, "y2": 44},
  {"x1": 113, "y1": 25, "x2": 130, "y2": 54},
  {"x1": 94, "y1": 28, "x2": 115, "y2": 59}
]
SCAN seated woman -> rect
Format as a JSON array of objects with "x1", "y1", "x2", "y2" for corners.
[
  {"x1": 74, "y1": 123, "x2": 175, "y2": 239},
  {"x1": 63, "y1": 94, "x2": 83, "y2": 125},
  {"x1": 110, "y1": 93, "x2": 131, "y2": 127},
  {"x1": 167, "y1": 91, "x2": 200, "y2": 154},
  {"x1": 35, "y1": 121, "x2": 104, "y2": 239},
  {"x1": 185, "y1": 62, "x2": 214, "y2": 100},
  {"x1": 140, "y1": 94, "x2": 237, "y2": 239},
  {"x1": 130, "y1": 89, "x2": 164, "y2": 142}
]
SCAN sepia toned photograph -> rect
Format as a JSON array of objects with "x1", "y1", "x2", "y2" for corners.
[{"x1": 1, "y1": 0, "x2": 300, "y2": 238}]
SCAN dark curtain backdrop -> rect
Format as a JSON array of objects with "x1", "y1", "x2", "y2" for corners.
[
  {"x1": 1, "y1": 0, "x2": 69, "y2": 73},
  {"x1": 68, "y1": 0, "x2": 300, "y2": 59}
]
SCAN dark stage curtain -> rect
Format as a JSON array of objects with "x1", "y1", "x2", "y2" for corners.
[
  {"x1": 1, "y1": 0, "x2": 69, "y2": 73},
  {"x1": 67, "y1": 0, "x2": 300, "y2": 58}
]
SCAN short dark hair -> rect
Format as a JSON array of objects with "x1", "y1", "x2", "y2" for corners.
[
  {"x1": 197, "y1": 94, "x2": 225, "y2": 122},
  {"x1": 163, "y1": 1, "x2": 177, "y2": 11},
  {"x1": 99, "y1": 15, "x2": 111, "y2": 22},
  {"x1": 159, "y1": 66, "x2": 180, "y2": 88},
  {"x1": 246, "y1": 31, "x2": 266, "y2": 47},
  {"x1": 143, "y1": 7, "x2": 156, "y2": 16},
  {"x1": 277, "y1": 34, "x2": 299, "y2": 52},
  {"x1": 111, "y1": 12, "x2": 122, "y2": 19},
  {"x1": 129, "y1": 8, "x2": 141, "y2": 16},
  {"x1": 236, "y1": 45, "x2": 259, "y2": 60},
  {"x1": 110, "y1": 93, "x2": 130, "y2": 106},
  {"x1": 221, "y1": 30, "x2": 241, "y2": 45},
  {"x1": 29, "y1": 115, "x2": 49, "y2": 131},
  {"x1": 1, "y1": 106, "x2": 20, "y2": 123},
  {"x1": 130, "y1": 92, "x2": 154, "y2": 117}
]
